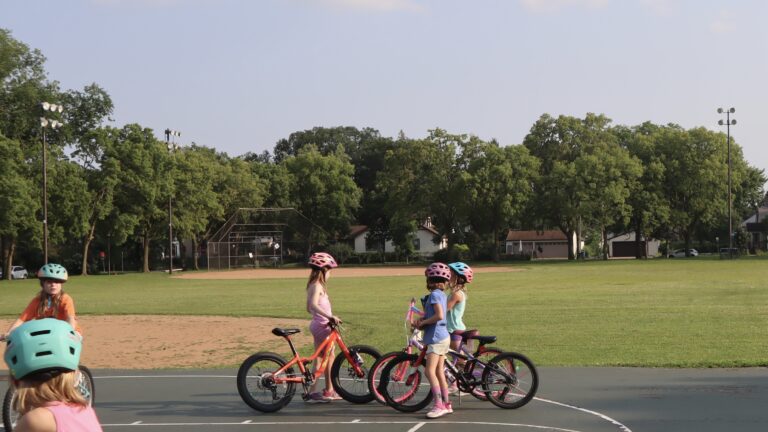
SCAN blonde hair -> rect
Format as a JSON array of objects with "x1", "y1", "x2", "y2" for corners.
[
  {"x1": 12, "y1": 371, "x2": 87, "y2": 415},
  {"x1": 306, "y1": 268, "x2": 328, "y2": 291}
]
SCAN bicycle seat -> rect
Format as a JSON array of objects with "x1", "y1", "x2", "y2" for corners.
[
  {"x1": 272, "y1": 328, "x2": 301, "y2": 337},
  {"x1": 465, "y1": 333, "x2": 496, "y2": 345}
]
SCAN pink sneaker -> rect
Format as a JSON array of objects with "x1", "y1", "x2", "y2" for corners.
[
  {"x1": 322, "y1": 389, "x2": 343, "y2": 401},
  {"x1": 305, "y1": 392, "x2": 330, "y2": 403},
  {"x1": 445, "y1": 402, "x2": 453, "y2": 414},
  {"x1": 426, "y1": 404, "x2": 448, "y2": 419}
]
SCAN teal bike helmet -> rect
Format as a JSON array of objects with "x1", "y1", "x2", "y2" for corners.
[
  {"x1": 4, "y1": 318, "x2": 81, "y2": 380},
  {"x1": 37, "y1": 263, "x2": 68, "y2": 282},
  {"x1": 448, "y1": 262, "x2": 473, "y2": 283}
]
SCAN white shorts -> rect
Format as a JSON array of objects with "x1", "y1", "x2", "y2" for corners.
[{"x1": 426, "y1": 337, "x2": 450, "y2": 355}]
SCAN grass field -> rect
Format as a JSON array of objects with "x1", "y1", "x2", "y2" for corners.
[{"x1": 2, "y1": 257, "x2": 766, "y2": 368}]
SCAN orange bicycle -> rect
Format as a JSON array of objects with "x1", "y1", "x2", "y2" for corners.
[{"x1": 236, "y1": 322, "x2": 380, "y2": 412}]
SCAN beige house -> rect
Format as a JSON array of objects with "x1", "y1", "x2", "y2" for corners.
[
  {"x1": 608, "y1": 232, "x2": 661, "y2": 258},
  {"x1": 742, "y1": 199, "x2": 768, "y2": 252},
  {"x1": 505, "y1": 230, "x2": 575, "y2": 259}
]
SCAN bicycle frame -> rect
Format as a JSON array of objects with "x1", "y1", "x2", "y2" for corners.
[{"x1": 270, "y1": 324, "x2": 365, "y2": 391}]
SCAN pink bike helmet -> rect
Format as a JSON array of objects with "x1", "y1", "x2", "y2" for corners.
[
  {"x1": 448, "y1": 262, "x2": 473, "y2": 283},
  {"x1": 308, "y1": 252, "x2": 338, "y2": 269},
  {"x1": 425, "y1": 262, "x2": 451, "y2": 281}
]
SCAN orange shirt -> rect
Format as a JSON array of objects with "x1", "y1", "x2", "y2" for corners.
[{"x1": 19, "y1": 293, "x2": 82, "y2": 334}]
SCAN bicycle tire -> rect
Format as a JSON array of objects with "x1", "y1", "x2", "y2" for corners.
[
  {"x1": 77, "y1": 365, "x2": 96, "y2": 406},
  {"x1": 461, "y1": 347, "x2": 503, "y2": 401},
  {"x1": 2, "y1": 365, "x2": 94, "y2": 431},
  {"x1": 330, "y1": 345, "x2": 380, "y2": 404},
  {"x1": 237, "y1": 352, "x2": 296, "y2": 413},
  {"x1": 2, "y1": 387, "x2": 15, "y2": 432},
  {"x1": 481, "y1": 351, "x2": 539, "y2": 409},
  {"x1": 367, "y1": 351, "x2": 401, "y2": 405},
  {"x1": 379, "y1": 353, "x2": 432, "y2": 413}
]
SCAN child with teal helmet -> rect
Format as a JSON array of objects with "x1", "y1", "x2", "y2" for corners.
[
  {"x1": 3, "y1": 263, "x2": 82, "y2": 339},
  {"x1": 3, "y1": 319, "x2": 103, "y2": 431},
  {"x1": 446, "y1": 262, "x2": 474, "y2": 393}
]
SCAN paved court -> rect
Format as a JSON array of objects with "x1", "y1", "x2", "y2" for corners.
[{"x1": 3, "y1": 367, "x2": 767, "y2": 431}]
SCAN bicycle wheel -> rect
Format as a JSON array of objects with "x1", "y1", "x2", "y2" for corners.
[
  {"x1": 77, "y1": 365, "x2": 96, "y2": 406},
  {"x1": 461, "y1": 347, "x2": 503, "y2": 401},
  {"x1": 237, "y1": 352, "x2": 296, "y2": 413},
  {"x1": 367, "y1": 351, "x2": 401, "y2": 404},
  {"x1": 2, "y1": 387, "x2": 18, "y2": 432},
  {"x1": 481, "y1": 352, "x2": 539, "y2": 409},
  {"x1": 330, "y1": 345, "x2": 380, "y2": 404},
  {"x1": 379, "y1": 353, "x2": 432, "y2": 413}
]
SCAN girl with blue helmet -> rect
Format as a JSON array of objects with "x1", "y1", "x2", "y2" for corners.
[
  {"x1": 3, "y1": 319, "x2": 102, "y2": 431},
  {"x1": 446, "y1": 262, "x2": 474, "y2": 393}
]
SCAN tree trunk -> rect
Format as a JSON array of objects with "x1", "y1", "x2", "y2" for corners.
[
  {"x1": 142, "y1": 233, "x2": 151, "y2": 273},
  {"x1": 492, "y1": 227, "x2": 500, "y2": 262},
  {"x1": 634, "y1": 218, "x2": 644, "y2": 259},
  {"x1": 192, "y1": 237, "x2": 199, "y2": 271},
  {"x1": 601, "y1": 226, "x2": 609, "y2": 260},
  {"x1": 80, "y1": 222, "x2": 97, "y2": 276}
]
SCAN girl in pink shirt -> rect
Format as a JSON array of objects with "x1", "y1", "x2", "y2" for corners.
[
  {"x1": 4, "y1": 319, "x2": 102, "y2": 432},
  {"x1": 305, "y1": 252, "x2": 342, "y2": 402}
]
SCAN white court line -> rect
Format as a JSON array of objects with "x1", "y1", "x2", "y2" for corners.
[
  {"x1": 100, "y1": 421, "x2": 584, "y2": 431},
  {"x1": 406, "y1": 422, "x2": 426, "y2": 432},
  {"x1": 91, "y1": 374, "x2": 632, "y2": 431},
  {"x1": 534, "y1": 397, "x2": 632, "y2": 432}
]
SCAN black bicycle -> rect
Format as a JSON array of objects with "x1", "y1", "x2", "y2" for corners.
[
  {"x1": 2, "y1": 365, "x2": 95, "y2": 431},
  {"x1": 378, "y1": 333, "x2": 538, "y2": 412}
]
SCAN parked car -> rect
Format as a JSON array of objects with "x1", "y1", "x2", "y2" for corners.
[
  {"x1": 0, "y1": 266, "x2": 29, "y2": 279},
  {"x1": 669, "y1": 248, "x2": 699, "y2": 258}
]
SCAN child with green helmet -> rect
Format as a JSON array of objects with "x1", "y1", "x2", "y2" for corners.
[
  {"x1": 3, "y1": 318, "x2": 102, "y2": 431},
  {"x1": 2, "y1": 263, "x2": 82, "y2": 340}
]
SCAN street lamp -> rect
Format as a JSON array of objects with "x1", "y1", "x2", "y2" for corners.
[
  {"x1": 165, "y1": 128, "x2": 181, "y2": 274},
  {"x1": 717, "y1": 107, "x2": 736, "y2": 259},
  {"x1": 40, "y1": 102, "x2": 64, "y2": 264}
]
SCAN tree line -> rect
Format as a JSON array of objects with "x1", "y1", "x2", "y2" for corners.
[{"x1": 1, "y1": 29, "x2": 766, "y2": 277}]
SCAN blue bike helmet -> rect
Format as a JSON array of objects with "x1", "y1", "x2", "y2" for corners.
[
  {"x1": 448, "y1": 262, "x2": 473, "y2": 283},
  {"x1": 4, "y1": 318, "x2": 81, "y2": 380},
  {"x1": 37, "y1": 263, "x2": 68, "y2": 282}
]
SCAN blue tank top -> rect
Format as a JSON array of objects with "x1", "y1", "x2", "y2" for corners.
[{"x1": 423, "y1": 289, "x2": 449, "y2": 344}]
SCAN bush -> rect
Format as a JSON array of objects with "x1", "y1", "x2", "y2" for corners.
[{"x1": 327, "y1": 243, "x2": 354, "y2": 265}]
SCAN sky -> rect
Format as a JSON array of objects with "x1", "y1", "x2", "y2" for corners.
[{"x1": 2, "y1": 0, "x2": 766, "y2": 185}]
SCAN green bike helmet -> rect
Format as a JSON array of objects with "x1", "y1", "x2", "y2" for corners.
[
  {"x1": 4, "y1": 318, "x2": 81, "y2": 380},
  {"x1": 37, "y1": 263, "x2": 68, "y2": 282}
]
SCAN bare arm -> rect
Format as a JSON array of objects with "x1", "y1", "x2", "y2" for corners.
[
  {"x1": 447, "y1": 290, "x2": 464, "y2": 311},
  {"x1": 306, "y1": 284, "x2": 340, "y2": 323}
]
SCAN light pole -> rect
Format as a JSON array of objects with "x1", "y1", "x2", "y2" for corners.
[
  {"x1": 717, "y1": 107, "x2": 736, "y2": 259},
  {"x1": 40, "y1": 102, "x2": 64, "y2": 264},
  {"x1": 165, "y1": 128, "x2": 181, "y2": 274}
]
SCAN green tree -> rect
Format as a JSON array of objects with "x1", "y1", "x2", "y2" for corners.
[
  {"x1": 615, "y1": 123, "x2": 670, "y2": 258},
  {"x1": 465, "y1": 143, "x2": 539, "y2": 261},
  {"x1": 0, "y1": 135, "x2": 39, "y2": 278},
  {"x1": 283, "y1": 145, "x2": 361, "y2": 252},
  {"x1": 107, "y1": 124, "x2": 168, "y2": 272}
]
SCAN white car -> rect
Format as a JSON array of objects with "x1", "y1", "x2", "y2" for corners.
[
  {"x1": 0, "y1": 266, "x2": 29, "y2": 279},
  {"x1": 670, "y1": 249, "x2": 698, "y2": 258}
]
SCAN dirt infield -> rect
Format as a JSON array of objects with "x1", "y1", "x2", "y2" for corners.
[{"x1": 175, "y1": 265, "x2": 521, "y2": 280}]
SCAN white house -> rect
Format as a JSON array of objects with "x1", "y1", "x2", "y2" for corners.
[
  {"x1": 742, "y1": 195, "x2": 768, "y2": 252},
  {"x1": 504, "y1": 230, "x2": 576, "y2": 259},
  {"x1": 349, "y1": 222, "x2": 447, "y2": 256},
  {"x1": 607, "y1": 232, "x2": 661, "y2": 258}
]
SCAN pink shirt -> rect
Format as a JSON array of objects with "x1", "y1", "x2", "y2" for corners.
[{"x1": 45, "y1": 402, "x2": 103, "y2": 431}]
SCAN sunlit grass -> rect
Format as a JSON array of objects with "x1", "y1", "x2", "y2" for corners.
[{"x1": 2, "y1": 256, "x2": 766, "y2": 367}]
